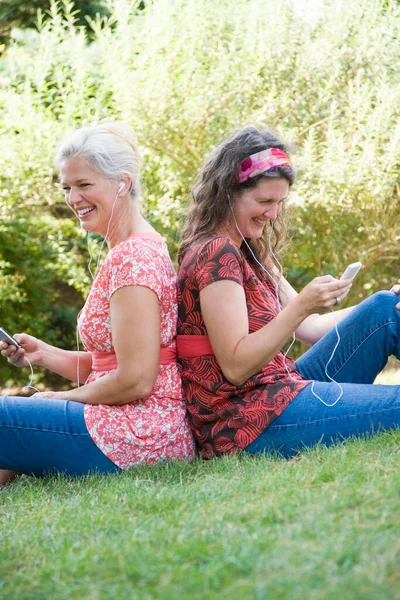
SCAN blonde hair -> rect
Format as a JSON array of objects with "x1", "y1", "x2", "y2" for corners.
[{"x1": 55, "y1": 121, "x2": 142, "y2": 201}]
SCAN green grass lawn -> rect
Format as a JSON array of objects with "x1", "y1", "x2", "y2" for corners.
[{"x1": 1, "y1": 370, "x2": 400, "y2": 599}]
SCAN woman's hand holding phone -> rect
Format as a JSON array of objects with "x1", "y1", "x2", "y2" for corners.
[
  {"x1": 0, "y1": 333, "x2": 42, "y2": 368},
  {"x1": 296, "y1": 275, "x2": 353, "y2": 315}
]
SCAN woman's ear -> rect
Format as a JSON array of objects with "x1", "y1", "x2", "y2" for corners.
[{"x1": 117, "y1": 175, "x2": 132, "y2": 195}]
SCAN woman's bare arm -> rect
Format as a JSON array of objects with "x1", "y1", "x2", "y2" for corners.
[
  {"x1": 200, "y1": 274, "x2": 352, "y2": 386},
  {"x1": 1, "y1": 335, "x2": 93, "y2": 384},
  {"x1": 32, "y1": 285, "x2": 161, "y2": 405},
  {"x1": 278, "y1": 276, "x2": 354, "y2": 346}
]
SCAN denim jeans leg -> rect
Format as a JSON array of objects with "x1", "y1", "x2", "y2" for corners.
[
  {"x1": 295, "y1": 291, "x2": 400, "y2": 384},
  {"x1": 0, "y1": 396, "x2": 121, "y2": 477},
  {"x1": 245, "y1": 291, "x2": 400, "y2": 458},
  {"x1": 244, "y1": 380, "x2": 400, "y2": 458}
]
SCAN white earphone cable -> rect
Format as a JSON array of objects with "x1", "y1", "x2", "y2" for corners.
[
  {"x1": 22, "y1": 357, "x2": 40, "y2": 393},
  {"x1": 87, "y1": 231, "x2": 95, "y2": 281},
  {"x1": 8, "y1": 185, "x2": 122, "y2": 394},
  {"x1": 76, "y1": 186, "x2": 122, "y2": 385},
  {"x1": 230, "y1": 207, "x2": 343, "y2": 407}
]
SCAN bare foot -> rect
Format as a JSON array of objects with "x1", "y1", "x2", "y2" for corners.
[{"x1": 0, "y1": 469, "x2": 19, "y2": 487}]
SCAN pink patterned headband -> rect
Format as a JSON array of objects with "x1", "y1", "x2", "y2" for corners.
[{"x1": 238, "y1": 148, "x2": 291, "y2": 184}]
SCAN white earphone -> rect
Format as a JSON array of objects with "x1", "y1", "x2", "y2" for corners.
[
  {"x1": 230, "y1": 207, "x2": 344, "y2": 408},
  {"x1": 78, "y1": 178, "x2": 126, "y2": 385}
]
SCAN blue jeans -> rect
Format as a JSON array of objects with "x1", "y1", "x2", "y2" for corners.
[
  {"x1": 0, "y1": 396, "x2": 121, "y2": 477},
  {"x1": 245, "y1": 291, "x2": 400, "y2": 458}
]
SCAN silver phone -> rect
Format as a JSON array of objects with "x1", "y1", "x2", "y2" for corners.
[
  {"x1": 340, "y1": 262, "x2": 362, "y2": 281},
  {"x1": 0, "y1": 327, "x2": 21, "y2": 348}
]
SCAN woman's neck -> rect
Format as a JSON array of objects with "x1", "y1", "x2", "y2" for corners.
[
  {"x1": 106, "y1": 205, "x2": 157, "y2": 249},
  {"x1": 214, "y1": 221, "x2": 243, "y2": 248}
]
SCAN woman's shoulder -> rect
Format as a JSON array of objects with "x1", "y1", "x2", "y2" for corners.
[
  {"x1": 182, "y1": 235, "x2": 243, "y2": 267},
  {"x1": 178, "y1": 235, "x2": 245, "y2": 289},
  {"x1": 108, "y1": 233, "x2": 169, "y2": 263}
]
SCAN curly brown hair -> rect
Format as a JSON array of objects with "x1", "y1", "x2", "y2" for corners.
[{"x1": 178, "y1": 126, "x2": 295, "y2": 280}]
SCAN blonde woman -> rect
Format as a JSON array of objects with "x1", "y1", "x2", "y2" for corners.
[{"x1": 0, "y1": 122, "x2": 195, "y2": 485}]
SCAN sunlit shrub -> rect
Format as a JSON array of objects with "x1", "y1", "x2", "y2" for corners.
[{"x1": 0, "y1": 0, "x2": 399, "y2": 385}]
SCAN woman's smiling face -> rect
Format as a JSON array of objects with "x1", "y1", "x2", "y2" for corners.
[
  {"x1": 60, "y1": 156, "x2": 120, "y2": 236},
  {"x1": 230, "y1": 177, "x2": 289, "y2": 242}
]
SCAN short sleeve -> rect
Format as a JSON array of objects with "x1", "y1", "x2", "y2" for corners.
[
  {"x1": 194, "y1": 237, "x2": 244, "y2": 291},
  {"x1": 108, "y1": 238, "x2": 163, "y2": 299}
]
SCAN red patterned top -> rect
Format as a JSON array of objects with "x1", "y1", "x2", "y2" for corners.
[
  {"x1": 79, "y1": 233, "x2": 196, "y2": 469},
  {"x1": 177, "y1": 236, "x2": 310, "y2": 458}
]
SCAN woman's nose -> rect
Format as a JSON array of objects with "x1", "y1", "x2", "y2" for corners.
[
  {"x1": 264, "y1": 204, "x2": 279, "y2": 221},
  {"x1": 67, "y1": 188, "x2": 82, "y2": 206}
]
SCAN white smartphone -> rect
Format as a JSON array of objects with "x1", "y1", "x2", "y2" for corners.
[
  {"x1": 340, "y1": 262, "x2": 362, "y2": 281},
  {"x1": 0, "y1": 327, "x2": 21, "y2": 348}
]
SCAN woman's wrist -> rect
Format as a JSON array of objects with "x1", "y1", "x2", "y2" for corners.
[
  {"x1": 34, "y1": 339, "x2": 52, "y2": 367},
  {"x1": 288, "y1": 294, "x2": 311, "y2": 322}
]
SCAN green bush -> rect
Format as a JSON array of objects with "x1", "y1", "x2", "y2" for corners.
[
  {"x1": 0, "y1": 0, "x2": 399, "y2": 386},
  {"x1": 0, "y1": 0, "x2": 110, "y2": 44}
]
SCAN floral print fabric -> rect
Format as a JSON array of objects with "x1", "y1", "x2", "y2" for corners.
[
  {"x1": 79, "y1": 234, "x2": 196, "y2": 468},
  {"x1": 177, "y1": 236, "x2": 310, "y2": 458}
]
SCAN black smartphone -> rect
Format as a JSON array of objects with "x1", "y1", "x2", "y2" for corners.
[{"x1": 0, "y1": 327, "x2": 21, "y2": 348}]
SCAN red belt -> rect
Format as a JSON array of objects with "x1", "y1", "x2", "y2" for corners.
[
  {"x1": 91, "y1": 346, "x2": 177, "y2": 372},
  {"x1": 176, "y1": 335, "x2": 213, "y2": 358}
]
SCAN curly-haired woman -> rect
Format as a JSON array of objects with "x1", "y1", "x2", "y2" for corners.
[{"x1": 177, "y1": 125, "x2": 400, "y2": 459}]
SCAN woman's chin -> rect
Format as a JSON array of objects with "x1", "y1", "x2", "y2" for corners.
[
  {"x1": 251, "y1": 228, "x2": 265, "y2": 239},
  {"x1": 79, "y1": 222, "x2": 92, "y2": 231},
  {"x1": 79, "y1": 219, "x2": 97, "y2": 233}
]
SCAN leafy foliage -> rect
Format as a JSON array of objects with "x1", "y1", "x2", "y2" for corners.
[
  {"x1": 0, "y1": 0, "x2": 399, "y2": 386},
  {"x1": 0, "y1": 0, "x2": 110, "y2": 44}
]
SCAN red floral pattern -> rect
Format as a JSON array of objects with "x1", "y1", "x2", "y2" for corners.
[
  {"x1": 79, "y1": 234, "x2": 196, "y2": 469},
  {"x1": 177, "y1": 236, "x2": 310, "y2": 458}
]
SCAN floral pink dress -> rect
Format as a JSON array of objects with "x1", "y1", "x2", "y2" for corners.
[{"x1": 78, "y1": 233, "x2": 196, "y2": 469}]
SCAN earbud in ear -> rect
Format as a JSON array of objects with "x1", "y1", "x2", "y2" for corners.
[{"x1": 117, "y1": 181, "x2": 125, "y2": 193}]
